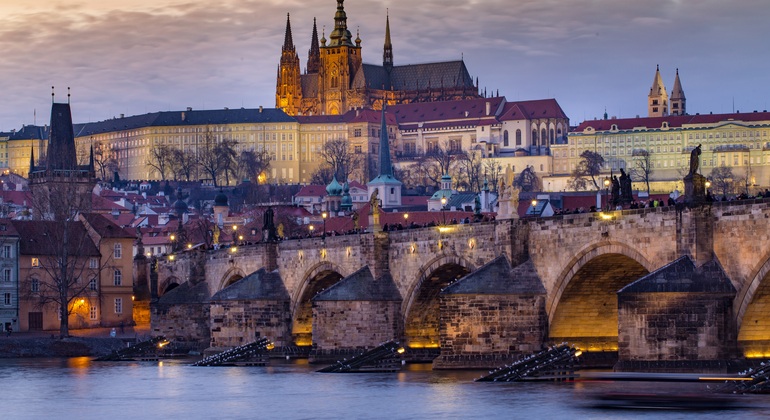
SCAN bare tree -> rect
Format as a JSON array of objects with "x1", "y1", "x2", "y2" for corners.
[
  {"x1": 170, "y1": 148, "x2": 198, "y2": 182},
  {"x1": 483, "y1": 159, "x2": 503, "y2": 192},
  {"x1": 630, "y1": 149, "x2": 654, "y2": 194},
  {"x1": 455, "y1": 149, "x2": 483, "y2": 192},
  {"x1": 310, "y1": 165, "x2": 335, "y2": 185},
  {"x1": 215, "y1": 139, "x2": 238, "y2": 186},
  {"x1": 320, "y1": 137, "x2": 360, "y2": 181},
  {"x1": 198, "y1": 130, "x2": 222, "y2": 186},
  {"x1": 709, "y1": 165, "x2": 734, "y2": 199},
  {"x1": 236, "y1": 150, "x2": 271, "y2": 184},
  {"x1": 418, "y1": 142, "x2": 457, "y2": 187},
  {"x1": 568, "y1": 150, "x2": 605, "y2": 191},
  {"x1": 93, "y1": 141, "x2": 118, "y2": 181},
  {"x1": 24, "y1": 178, "x2": 101, "y2": 337},
  {"x1": 513, "y1": 165, "x2": 541, "y2": 193},
  {"x1": 147, "y1": 144, "x2": 175, "y2": 181}
]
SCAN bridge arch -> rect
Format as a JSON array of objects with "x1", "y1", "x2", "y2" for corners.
[
  {"x1": 216, "y1": 266, "x2": 246, "y2": 292},
  {"x1": 159, "y1": 276, "x2": 181, "y2": 296},
  {"x1": 735, "y1": 251, "x2": 770, "y2": 357},
  {"x1": 403, "y1": 254, "x2": 474, "y2": 350},
  {"x1": 291, "y1": 261, "x2": 346, "y2": 346},
  {"x1": 547, "y1": 241, "x2": 652, "y2": 352}
]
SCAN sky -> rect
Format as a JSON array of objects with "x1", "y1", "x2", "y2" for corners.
[{"x1": 1, "y1": 0, "x2": 769, "y2": 131}]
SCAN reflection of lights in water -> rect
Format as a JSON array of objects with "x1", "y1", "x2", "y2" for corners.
[{"x1": 67, "y1": 357, "x2": 92, "y2": 369}]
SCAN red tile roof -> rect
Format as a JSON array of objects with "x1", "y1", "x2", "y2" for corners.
[
  {"x1": 574, "y1": 111, "x2": 770, "y2": 133},
  {"x1": 499, "y1": 99, "x2": 568, "y2": 121},
  {"x1": 295, "y1": 185, "x2": 328, "y2": 198}
]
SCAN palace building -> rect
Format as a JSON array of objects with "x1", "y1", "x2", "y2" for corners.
[{"x1": 276, "y1": 0, "x2": 480, "y2": 116}]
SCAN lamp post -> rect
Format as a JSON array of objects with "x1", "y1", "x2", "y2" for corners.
[
  {"x1": 403, "y1": 212, "x2": 409, "y2": 228},
  {"x1": 322, "y1": 212, "x2": 328, "y2": 238},
  {"x1": 309, "y1": 225, "x2": 315, "y2": 237},
  {"x1": 604, "y1": 177, "x2": 611, "y2": 211},
  {"x1": 440, "y1": 197, "x2": 447, "y2": 225},
  {"x1": 232, "y1": 225, "x2": 238, "y2": 245},
  {"x1": 530, "y1": 199, "x2": 538, "y2": 217},
  {"x1": 705, "y1": 180, "x2": 712, "y2": 201}
]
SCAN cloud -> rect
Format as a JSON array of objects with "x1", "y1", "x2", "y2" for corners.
[{"x1": 0, "y1": 0, "x2": 768, "y2": 130}]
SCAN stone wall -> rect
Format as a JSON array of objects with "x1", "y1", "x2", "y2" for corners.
[
  {"x1": 209, "y1": 300, "x2": 291, "y2": 349},
  {"x1": 434, "y1": 294, "x2": 547, "y2": 369},
  {"x1": 618, "y1": 292, "x2": 736, "y2": 362},
  {"x1": 311, "y1": 300, "x2": 402, "y2": 356},
  {"x1": 151, "y1": 303, "x2": 210, "y2": 351}
]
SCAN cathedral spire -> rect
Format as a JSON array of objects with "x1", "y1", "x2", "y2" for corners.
[
  {"x1": 670, "y1": 68, "x2": 686, "y2": 116},
  {"x1": 383, "y1": 10, "x2": 393, "y2": 71},
  {"x1": 282, "y1": 13, "x2": 295, "y2": 52},
  {"x1": 307, "y1": 17, "x2": 320, "y2": 74}
]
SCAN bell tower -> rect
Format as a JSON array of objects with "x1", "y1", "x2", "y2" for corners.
[
  {"x1": 319, "y1": 0, "x2": 362, "y2": 115},
  {"x1": 648, "y1": 65, "x2": 669, "y2": 117},
  {"x1": 670, "y1": 68, "x2": 686, "y2": 116}
]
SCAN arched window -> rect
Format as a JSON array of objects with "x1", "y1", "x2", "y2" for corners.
[
  {"x1": 516, "y1": 129, "x2": 522, "y2": 146},
  {"x1": 550, "y1": 129, "x2": 555, "y2": 144},
  {"x1": 532, "y1": 129, "x2": 538, "y2": 146},
  {"x1": 541, "y1": 129, "x2": 547, "y2": 145},
  {"x1": 503, "y1": 130, "x2": 509, "y2": 147}
]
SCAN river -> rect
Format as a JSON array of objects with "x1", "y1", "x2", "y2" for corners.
[{"x1": 2, "y1": 358, "x2": 769, "y2": 419}]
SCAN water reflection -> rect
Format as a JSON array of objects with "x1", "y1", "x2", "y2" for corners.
[{"x1": 0, "y1": 359, "x2": 769, "y2": 419}]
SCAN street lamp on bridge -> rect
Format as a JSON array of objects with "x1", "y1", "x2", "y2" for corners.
[
  {"x1": 604, "y1": 177, "x2": 611, "y2": 211},
  {"x1": 322, "y1": 212, "x2": 328, "y2": 238},
  {"x1": 440, "y1": 197, "x2": 447, "y2": 225}
]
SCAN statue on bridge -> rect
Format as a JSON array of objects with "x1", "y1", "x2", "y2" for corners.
[
  {"x1": 369, "y1": 189, "x2": 380, "y2": 216},
  {"x1": 262, "y1": 207, "x2": 277, "y2": 242},
  {"x1": 688, "y1": 144, "x2": 702, "y2": 176},
  {"x1": 619, "y1": 168, "x2": 633, "y2": 204}
]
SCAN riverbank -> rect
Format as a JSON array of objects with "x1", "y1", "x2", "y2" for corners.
[{"x1": 0, "y1": 325, "x2": 152, "y2": 358}]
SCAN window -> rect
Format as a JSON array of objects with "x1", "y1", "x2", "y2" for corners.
[
  {"x1": 114, "y1": 298, "x2": 123, "y2": 314},
  {"x1": 31, "y1": 257, "x2": 39, "y2": 268},
  {"x1": 89, "y1": 258, "x2": 98, "y2": 269},
  {"x1": 31, "y1": 278, "x2": 39, "y2": 293},
  {"x1": 516, "y1": 129, "x2": 522, "y2": 146},
  {"x1": 113, "y1": 269, "x2": 122, "y2": 286},
  {"x1": 89, "y1": 278, "x2": 97, "y2": 291},
  {"x1": 3, "y1": 293, "x2": 9, "y2": 306},
  {"x1": 503, "y1": 130, "x2": 509, "y2": 147},
  {"x1": 89, "y1": 306, "x2": 97, "y2": 320},
  {"x1": 354, "y1": 128, "x2": 361, "y2": 137},
  {"x1": 3, "y1": 268, "x2": 10, "y2": 282},
  {"x1": 2, "y1": 245, "x2": 10, "y2": 258},
  {"x1": 114, "y1": 243, "x2": 122, "y2": 259}
]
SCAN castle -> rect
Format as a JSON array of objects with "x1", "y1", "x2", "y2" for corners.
[{"x1": 276, "y1": 0, "x2": 481, "y2": 116}]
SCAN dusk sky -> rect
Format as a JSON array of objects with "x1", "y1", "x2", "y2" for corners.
[{"x1": 1, "y1": 0, "x2": 768, "y2": 131}]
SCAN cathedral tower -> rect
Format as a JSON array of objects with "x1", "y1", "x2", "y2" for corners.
[
  {"x1": 648, "y1": 65, "x2": 669, "y2": 117},
  {"x1": 670, "y1": 68, "x2": 686, "y2": 116},
  {"x1": 318, "y1": 0, "x2": 363, "y2": 115},
  {"x1": 276, "y1": 13, "x2": 302, "y2": 116},
  {"x1": 307, "y1": 18, "x2": 320, "y2": 74}
]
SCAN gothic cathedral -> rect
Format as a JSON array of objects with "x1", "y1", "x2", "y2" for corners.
[{"x1": 276, "y1": 0, "x2": 481, "y2": 116}]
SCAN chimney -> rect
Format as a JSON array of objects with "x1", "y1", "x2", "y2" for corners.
[
  {"x1": 485, "y1": 102, "x2": 491, "y2": 116},
  {"x1": 186, "y1": 107, "x2": 192, "y2": 111},
  {"x1": 120, "y1": 114, "x2": 124, "y2": 119},
  {"x1": 259, "y1": 106, "x2": 263, "y2": 113},
  {"x1": 181, "y1": 112, "x2": 186, "y2": 121}
]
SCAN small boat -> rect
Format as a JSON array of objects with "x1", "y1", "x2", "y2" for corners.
[{"x1": 589, "y1": 392, "x2": 748, "y2": 411}]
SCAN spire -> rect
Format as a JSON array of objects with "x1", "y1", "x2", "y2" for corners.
[
  {"x1": 29, "y1": 146, "x2": 35, "y2": 174},
  {"x1": 647, "y1": 64, "x2": 669, "y2": 117},
  {"x1": 383, "y1": 10, "x2": 393, "y2": 71},
  {"x1": 378, "y1": 106, "x2": 393, "y2": 178},
  {"x1": 670, "y1": 68, "x2": 686, "y2": 115},
  {"x1": 329, "y1": 0, "x2": 354, "y2": 47},
  {"x1": 47, "y1": 102, "x2": 77, "y2": 171},
  {"x1": 282, "y1": 13, "x2": 295, "y2": 52},
  {"x1": 89, "y1": 144, "x2": 95, "y2": 172},
  {"x1": 307, "y1": 17, "x2": 320, "y2": 73}
]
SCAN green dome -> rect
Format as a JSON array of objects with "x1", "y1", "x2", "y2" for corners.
[{"x1": 326, "y1": 176, "x2": 343, "y2": 196}]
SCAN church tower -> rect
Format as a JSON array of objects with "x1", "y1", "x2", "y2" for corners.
[
  {"x1": 648, "y1": 65, "x2": 669, "y2": 117},
  {"x1": 383, "y1": 11, "x2": 393, "y2": 73},
  {"x1": 276, "y1": 13, "x2": 302, "y2": 116},
  {"x1": 318, "y1": 0, "x2": 363, "y2": 115},
  {"x1": 670, "y1": 68, "x2": 686, "y2": 116},
  {"x1": 367, "y1": 107, "x2": 401, "y2": 208}
]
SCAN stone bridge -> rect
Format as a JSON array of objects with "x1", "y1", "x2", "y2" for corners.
[{"x1": 152, "y1": 199, "x2": 770, "y2": 369}]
